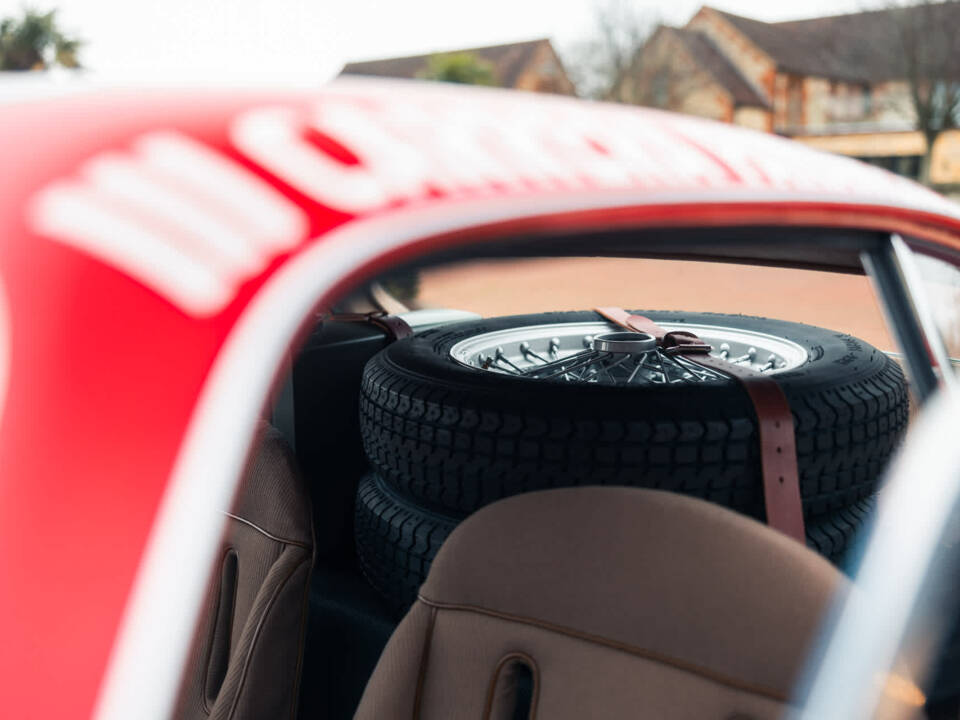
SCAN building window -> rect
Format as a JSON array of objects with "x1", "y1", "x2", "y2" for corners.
[
  {"x1": 856, "y1": 155, "x2": 922, "y2": 180},
  {"x1": 828, "y1": 81, "x2": 844, "y2": 122},
  {"x1": 652, "y1": 71, "x2": 669, "y2": 108},
  {"x1": 538, "y1": 60, "x2": 557, "y2": 78},
  {"x1": 786, "y1": 75, "x2": 803, "y2": 128},
  {"x1": 534, "y1": 77, "x2": 563, "y2": 94}
]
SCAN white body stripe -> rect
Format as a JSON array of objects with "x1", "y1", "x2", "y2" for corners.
[
  {"x1": 84, "y1": 154, "x2": 264, "y2": 276},
  {"x1": 33, "y1": 182, "x2": 233, "y2": 312},
  {"x1": 134, "y1": 133, "x2": 306, "y2": 249},
  {"x1": 30, "y1": 132, "x2": 306, "y2": 316}
]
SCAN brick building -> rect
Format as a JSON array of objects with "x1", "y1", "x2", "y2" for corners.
[
  {"x1": 341, "y1": 38, "x2": 575, "y2": 96},
  {"x1": 635, "y1": 5, "x2": 960, "y2": 192}
]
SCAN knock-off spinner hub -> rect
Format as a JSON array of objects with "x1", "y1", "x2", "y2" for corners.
[{"x1": 590, "y1": 331, "x2": 658, "y2": 354}]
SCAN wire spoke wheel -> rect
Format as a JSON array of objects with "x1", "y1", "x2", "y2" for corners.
[{"x1": 449, "y1": 320, "x2": 808, "y2": 386}]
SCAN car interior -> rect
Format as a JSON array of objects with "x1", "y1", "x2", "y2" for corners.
[{"x1": 174, "y1": 226, "x2": 960, "y2": 719}]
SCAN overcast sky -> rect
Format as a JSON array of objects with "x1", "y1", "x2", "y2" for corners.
[{"x1": 0, "y1": 0, "x2": 883, "y2": 83}]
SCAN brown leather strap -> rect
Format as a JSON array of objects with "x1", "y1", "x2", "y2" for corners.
[
  {"x1": 369, "y1": 313, "x2": 413, "y2": 341},
  {"x1": 595, "y1": 307, "x2": 805, "y2": 542},
  {"x1": 683, "y1": 352, "x2": 805, "y2": 541},
  {"x1": 327, "y1": 311, "x2": 413, "y2": 341},
  {"x1": 596, "y1": 306, "x2": 664, "y2": 339}
]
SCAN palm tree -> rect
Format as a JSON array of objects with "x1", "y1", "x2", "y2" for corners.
[{"x1": 0, "y1": 8, "x2": 82, "y2": 71}]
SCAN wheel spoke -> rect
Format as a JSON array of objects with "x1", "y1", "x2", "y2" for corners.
[
  {"x1": 455, "y1": 320, "x2": 804, "y2": 387},
  {"x1": 540, "y1": 350, "x2": 605, "y2": 380}
]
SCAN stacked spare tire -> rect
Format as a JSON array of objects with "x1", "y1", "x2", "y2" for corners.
[{"x1": 354, "y1": 310, "x2": 909, "y2": 614}]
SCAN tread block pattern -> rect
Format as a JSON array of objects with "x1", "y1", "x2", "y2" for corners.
[
  {"x1": 360, "y1": 352, "x2": 908, "y2": 520},
  {"x1": 354, "y1": 474, "x2": 457, "y2": 614}
]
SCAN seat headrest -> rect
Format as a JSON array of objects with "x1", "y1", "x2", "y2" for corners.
[{"x1": 419, "y1": 487, "x2": 845, "y2": 698}]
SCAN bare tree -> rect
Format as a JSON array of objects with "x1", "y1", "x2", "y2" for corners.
[
  {"x1": 564, "y1": 0, "x2": 657, "y2": 102},
  {"x1": 564, "y1": 1, "x2": 714, "y2": 116},
  {"x1": 883, "y1": 0, "x2": 960, "y2": 182}
]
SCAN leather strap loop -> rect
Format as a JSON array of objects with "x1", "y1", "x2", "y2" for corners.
[
  {"x1": 595, "y1": 307, "x2": 805, "y2": 542},
  {"x1": 661, "y1": 330, "x2": 712, "y2": 355},
  {"x1": 369, "y1": 313, "x2": 413, "y2": 341},
  {"x1": 326, "y1": 311, "x2": 413, "y2": 341}
]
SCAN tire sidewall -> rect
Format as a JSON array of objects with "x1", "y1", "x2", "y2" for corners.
[{"x1": 376, "y1": 310, "x2": 892, "y2": 417}]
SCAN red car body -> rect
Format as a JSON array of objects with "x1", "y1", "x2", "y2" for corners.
[{"x1": 1, "y1": 79, "x2": 959, "y2": 719}]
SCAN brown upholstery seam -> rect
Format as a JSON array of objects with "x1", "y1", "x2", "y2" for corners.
[
  {"x1": 223, "y1": 512, "x2": 310, "y2": 549},
  {"x1": 221, "y1": 551, "x2": 311, "y2": 720},
  {"x1": 417, "y1": 595, "x2": 789, "y2": 703},
  {"x1": 201, "y1": 546, "x2": 238, "y2": 715},
  {"x1": 411, "y1": 605, "x2": 438, "y2": 720},
  {"x1": 286, "y1": 545, "x2": 316, "y2": 720},
  {"x1": 288, "y1": 465, "x2": 317, "y2": 720},
  {"x1": 482, "y1": 651, "x2": 540, "y2": 720}
]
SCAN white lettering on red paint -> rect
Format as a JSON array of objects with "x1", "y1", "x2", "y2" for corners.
[
  {"x1": 231, "y1": 92, "x2": 929, "y2": 214},
  {"x1": 30, "y1": 132, "x2": 307, "y2": 316}
]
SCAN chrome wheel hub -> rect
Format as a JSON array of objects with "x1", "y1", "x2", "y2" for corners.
[{"x1": 450, "y1": 320, "x2": 808, "y2": 386}]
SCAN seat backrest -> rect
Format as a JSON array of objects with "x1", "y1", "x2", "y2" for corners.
[
  {"x1": 177, "y1": 424, "x2": 314, "y2": 720},
  {"x1": 356, "y1": 487, "x2": 844, "y2": 720}
]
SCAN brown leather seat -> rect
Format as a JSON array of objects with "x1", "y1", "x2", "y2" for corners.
[
  {"x1": 356, "y1": 487, "x2": 845, "y2": 720},
  {"x1": 177, "y1": 424, "x2": 314, "y2": 720}
]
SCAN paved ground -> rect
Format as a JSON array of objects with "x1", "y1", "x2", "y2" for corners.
[{"x1": 418, "y1": 257, "x2": 894, "y2": 350}]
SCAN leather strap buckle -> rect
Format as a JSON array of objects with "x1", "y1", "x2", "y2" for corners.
[
  {"x1": 661, "y1": 331, "x2": 712, "y2": 355},
  {"x1": 594, "y1": 306, "x2": 805, "y2": 543}
]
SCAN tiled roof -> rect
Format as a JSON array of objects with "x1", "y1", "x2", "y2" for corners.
[
  {"x1": 669, "y1": 28, "x2": 768, "y2": 107},
  {"x1": 709, "y1": 5, "x2": 960, "y2": 82},
  {"x1": 341, "y1": 38, "x2": 552, "y2": 88}
]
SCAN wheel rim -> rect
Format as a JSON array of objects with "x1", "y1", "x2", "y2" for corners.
[{"x1": 449, "y1": 320, "x2": 808, "y2": 386}]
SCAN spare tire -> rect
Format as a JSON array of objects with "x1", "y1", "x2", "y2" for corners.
[
  {"x1": 359, "y1": 310, "x2": 908, "y2": 521},
  {"x1": 355, "y1": 472, "x2": 876, "y2": 614}
]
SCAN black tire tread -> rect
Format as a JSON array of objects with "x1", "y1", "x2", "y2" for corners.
[
  {"x1": 355, "y1": 473, "x2": 457, "y2": 615},
  {"x1": 360, "y1": 311, "x2": 907, "y2": 520}
]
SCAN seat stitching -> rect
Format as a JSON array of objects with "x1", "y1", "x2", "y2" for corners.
[
  {"x1": 287, "y1": 542, "x2": 316, "y2": 720},
  {"x1": 221, "y1": 549, "x2": 310, "y2": 720},
  {"x1": 412, "y1": 605, "x2": 438, "y2": 719},
  {"x1": 201, "y1": 546, "x2": 237, "y2": 715},
  {"x1": 223, "y1": 511, "x2": 310, "y2": 548},
  {"x1": 417, "y1": 595, "x2": 788, "y2": 703}
]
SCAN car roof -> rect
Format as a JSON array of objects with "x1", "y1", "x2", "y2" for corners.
[
  {"x1": 4, "y1": 76, "x2": 960, "y2": 220},
  {"x1": 4, "y1": 77, "x2": 958, "y2": 278},
  {"x1": 2, "y1": 77, "x2": 959, "y2": 720}
]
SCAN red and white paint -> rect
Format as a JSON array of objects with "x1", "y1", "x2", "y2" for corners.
[
  {"x1": 1, "y1": 78, "x2": 960, "y2": 720},
  {"x1": 31, "y1": 131, "x2": 306, "y2": 315},
  {"x1": 0, "y1": 268, "x2": 8, "y2": 426}
]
